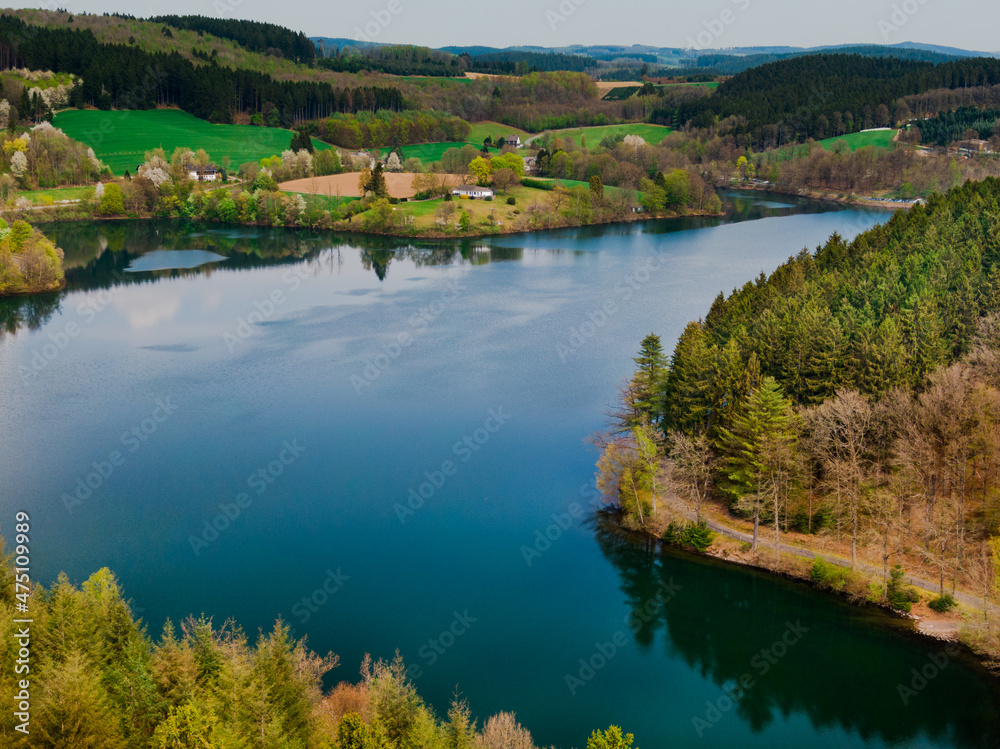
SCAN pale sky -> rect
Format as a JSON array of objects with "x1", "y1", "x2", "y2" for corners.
[{"x1": 11, "y1": 0, "x2": 1000, "y2": 53}]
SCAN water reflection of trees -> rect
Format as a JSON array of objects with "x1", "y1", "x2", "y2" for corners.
[
  {"x1": 0, "y1": 291, "x2": 61, "y2": 335},
  {"x1": 1, "y1": 221, "x2": 530, "y2": 337},
  {"x1": 593, "y1": 512, "x2": 1000, "y2": 748},
  {"x1": 6, "y1": 194, "x2": 852, "y2": 335},
  {"x1": 45, "y1": 221, "x2": 530, "y2": 290}
]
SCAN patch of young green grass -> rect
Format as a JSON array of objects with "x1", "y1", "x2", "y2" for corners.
[
  {"x1": 543, "y1": 123, "x2": 674, "y2": 147},
  {"x1": 53, "y1": 109, "x2": 330, "y2": 176},
  {"x1": 816, "y1": 129, "x2": 897, "y2": 151}
]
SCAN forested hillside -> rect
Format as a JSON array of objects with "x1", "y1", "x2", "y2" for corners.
[
  {"x1": 668, "y1": 54, "x2": 1000, "y2": 146},
  {"x1": 317, "y1": 45, "x2": 464, "y2": 77},
  {"x1": 0, "y1": 15, "x2": 402, "y2": 124},
  {"x1": 916, "y1": 105, "x2": 1000, "y2": 145},
  {"x1": 601, "y1": 180, "x2": 1000, "y2": 661},
  {"x1": 661, "y1": 178, "x2": 1000, "y2": 431},
  {"x1": 152, "y1": 14, "x2": 315, "y2": 63},
  {"x1": 693, "y1": 45, "x2": 962, "y2": 75}
]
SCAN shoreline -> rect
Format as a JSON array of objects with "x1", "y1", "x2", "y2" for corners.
[
  {"x1": 0, "y1": 201, "x2": 724, "y2": 240},
  {"x1": 0, "y1": 185, "x2": 905, "y2": 302},
  {"x1": 724, "y1": 182, "x2": 917, "y2": 211},
  {"x1": 618, "y1": 507, "x2": 1000, "y2": 675}
]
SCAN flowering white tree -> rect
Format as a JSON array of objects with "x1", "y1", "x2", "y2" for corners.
[
  {"x1": 385, "y1": 152, "x2": 402, "y2": 172},
  {"x1": 294, "y1": 149, "x2": 313, "y2": 178},
  {"x1": 10, "y1": 151, "x2": 27, "y2": 178},
  {"x1": 280, "y1": 149, "x2": 296, "y2": 175},
  {"x1": 138, "y1": 152, "x2": 171, "y2": 186}
]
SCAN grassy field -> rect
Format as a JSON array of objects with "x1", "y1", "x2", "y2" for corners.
[
  {"x1": 53, "y1": 109, "x2": 330, "y2": 176},
  {"x1": 542, "y1": 123, "x2": 674, "y2": 147},
  {"x1": 660, "y1": 81, "x2": 719, "y2": 89},
  {"x1": 466, "y1": 121, "x2": 531, "y2": 144},
  {"x1": 374, "y1": 121, "x2": 534, "y2": 164},
  {"x1": 19, "y1": 186, "x2": 95, "y2": 204},
  {"x1": 817, "y1": 129, "x2": 897, "y2": 151},
  {"x1": 385, "y1": 184, "x2": 548, "y2": 231},
  {"x1": 535, "y1": 178, "x2": 638, "y2": 197},
  {"x1": 378, "y1": 142, "x2": 498, "y2": 164}
]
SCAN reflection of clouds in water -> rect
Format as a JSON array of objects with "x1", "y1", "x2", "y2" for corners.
[
  {"x1": 201, "y1": 289, "x2": 224, "y2": 312},
  {"x1": 494, "y1": 296, "x2": 559, "y2": 329},
  {"x1": 125, "y1": 250, "x2": 227, "y2": 273},
  {"x1": 138, "y1": 343, "x2": 199, "y2": 353},
  {"x1": 115, "y1": 294, "x2": 181, "y2": 331}
]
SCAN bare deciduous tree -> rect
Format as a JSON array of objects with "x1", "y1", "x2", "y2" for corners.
[
  {"x1": 475, "y1": 712, "x2": 537, "y2": 749},
  {"x1": 669, "y1": 431, "x2": 713, "y2": 523}
]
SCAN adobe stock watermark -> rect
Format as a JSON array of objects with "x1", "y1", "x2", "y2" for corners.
[
  {"x1": 877, "y1": 0, "x2": 930, "y2": 41},
  {"x1": 354, "y1": 0, "x2": 410, "y2": 42},
  {"x1": 546, "y1": 0, "x2": 587, "y2": 31},
  {"x1": 686, "y1": 0, "x2": 752, "y2": 51},
  {"x1": 521, "y1": 482, "x2": 604, "y2": 566},
  {"x1": 395, "y1": 407, "x2": 511, "y2": 524},
  {"x1": 897, "y1": 641, "x2": 960, "y2": 705},
  {"x1": 406, "y1": 609, "x2": 478, "y2": 679},
  {"x1": 351, "y1": 277, "x2": 460, "y2": 394},
  {"x1": 61, "y1": 397, "x2": 180, "y2": 514},
  {"x1": 290, "y1": 567, "x2": 351, "y2": 625},
  {"x1": 556, "y1": 250, "x2": 671, "y2": 363},
  {"x1": 213, "y1": 0, "x2": 243, "y2": 18},
  {"x1": 188, "y1": 439, "x2": 306, "y2": 555},
  {"x1": 223, "y1": 267, "x2": 311, "y2": 353},
  {"x1": 565, "y1": 579, "x2": 682, "y2": 695},
  {"x1": 692, "y1": 619, "x2": 809, "y2": 737}
]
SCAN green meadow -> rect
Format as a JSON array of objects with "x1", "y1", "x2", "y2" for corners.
[
  {"x1": 542, "y1": 123, "x2": 674, "y2": 147},
  {"x1": 53, "y1": 109, "x2": 329, "y2": 175},
  {"x1": 817, "y1": 129, "x2": 897, "y2": 151}
]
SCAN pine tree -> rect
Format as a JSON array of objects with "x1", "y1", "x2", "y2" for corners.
[
  {"x1": 663, "y1": 322, "x2": 714, "y2": 434},
  {"x1": 33, "y1": 651, "x2": 126, "y2": 749},
  {"x1": 631, "y1": 333, "x2": 666, "y2": 427},
  {"x1": 446, "y1": 698, "x2": 477, "y2": 749},
  {"x1": 369, "y1": 162, "x2": 389, "y2": 199},
  {"x1": 717, "y1": 377, "x2": 799, "y2": 551},
  {"x1": 587, "y1": 725, "x2": 636, "y2": 749},
  {"x1": 338, "y1": 712, "x2": 387, "y2": 749}
]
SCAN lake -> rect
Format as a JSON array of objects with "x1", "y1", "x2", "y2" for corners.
[{"x1": 2, "y1": 193, "x2": 998, "y2": 747}]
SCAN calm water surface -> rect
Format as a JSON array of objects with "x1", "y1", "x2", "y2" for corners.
[{"x1": 2, "y1": 194, "x2": 998, "y2": 747}]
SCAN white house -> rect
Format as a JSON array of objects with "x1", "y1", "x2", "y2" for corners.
[
  {"x1": 452, "y1": 185, "x2": 494, "y2": 199},
  {"x1": 504, "y1": 135, "x2": 522, "y2": 148},
  {"x1": 187, "y1": 165, "x2": 219, "y2": 182}
]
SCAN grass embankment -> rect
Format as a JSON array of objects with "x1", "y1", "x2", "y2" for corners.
[
  {"x1": 540, "y1": 123, "x2": 674, "y2": 147},
  {"x1": 817, "y1": 129, "x2": 898, "y2": 151},
  {"x1": 465, "y1": 121, "x2": 531, "y2": 144},
  {"x1": 53, "y1": 109, "x2": 330, "y2": 175},
  {"x1": 533, "y1": 178, "x2": 638, "y2": 196},
  {"x1": 378, "y1": 142, "x2": 499, "y2": 163},
  {"x1": 18, "y1": 186, "x2": 95, "y2": 204},
  {"x1": 771, "y1": 129, "x2": 898, "y2": 162},
  {"x1": 374, "y1": 123, "x2": 532, "y2": 164}
]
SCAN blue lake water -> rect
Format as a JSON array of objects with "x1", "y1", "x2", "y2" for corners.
[{"x1": 2, "y1": 193, "x2": 998, "y2": 747}]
